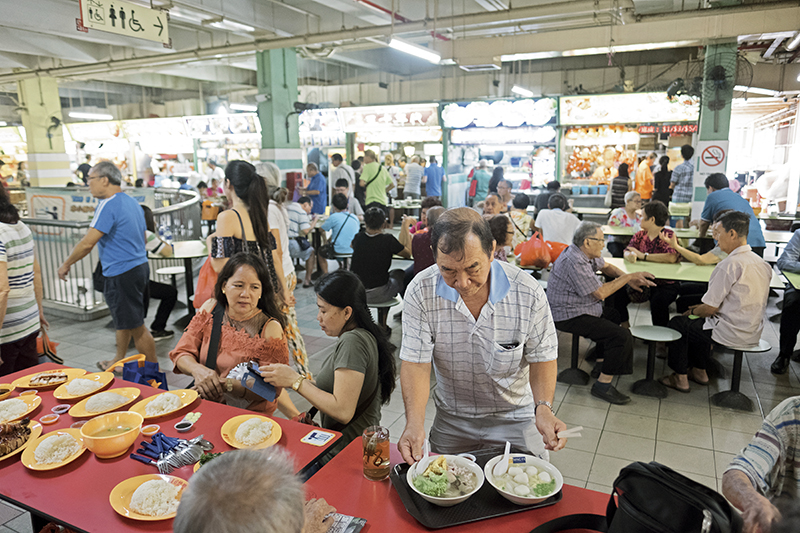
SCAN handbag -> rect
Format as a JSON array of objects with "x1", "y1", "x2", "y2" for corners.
[
  {"x1": 529, "y1": 461, "x2": 742, "y2": 533},
  {"x1": 36, "y1": 329, "x2": 62, "y2": 364},
  {"x1": 117, "y1": 354, "x2": 169, "y2": 390},
  {"x1": 187, "y1": 302, "x2": 225, "y2": 390},
  {"x1": 514, "y1": 232, "x2": 551, "y2": 268},
  {"x1": 546, "y1": 241, "x2": 569, "y2": 262},
  {"x1": 92, "y1": 260, "x2": 104, "y2": 293},
  {"x1": 193, "y1": 259, "x2": 217, "y2": 309},
  {"x1": 318, "y1": 213, "x2": 353, "y2": 260},
  {"x1": 295, "y1": 236, "x2": 311, "y2": 251}
]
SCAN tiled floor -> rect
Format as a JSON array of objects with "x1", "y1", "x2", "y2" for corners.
[{"x1": 2, "y1": 256, "x2": 799, "y2": 532}]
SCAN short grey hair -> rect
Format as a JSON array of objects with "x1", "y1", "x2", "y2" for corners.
[
  {"x1": 256, "y1": 161, "x2": 282, "y2": 188},
  {"x1": 307, "y1": 162, "x2": 318, "y2": 172},
  {"x1": 478, "y1": 160, "x2": 487, "y2": 168},
  {"x1": 174, "y1": 449, "x2": 304, "y2": 533},
  {"x1": 573, "y1": 221, "x2": 602, "y2": 247},
  {"x1": 91, "y1": 161, "x2": 121, "y2": 186},
  {"x1": 624, "y1": 191, "x2": 641, "y2": 203}
]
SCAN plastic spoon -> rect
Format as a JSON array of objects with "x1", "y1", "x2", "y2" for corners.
[
  {"x1": 413, "y1": 439, "x2": 431, "y2": 477},
  {"x1": 493, "y1": 441, "x2": 512, "y2": 478}
]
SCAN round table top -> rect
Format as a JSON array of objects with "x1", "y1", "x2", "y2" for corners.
[
  {"x1": 155, "y1": 266, "x2": 186, "y2": 276},
  {"x1": 630, "y1": 325, "x2": 682, "y2": 342}
]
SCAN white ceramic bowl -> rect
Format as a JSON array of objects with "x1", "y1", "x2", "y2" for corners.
[
  {"x1": 406, "y1": 455, "x2": 485, "y2": 507},
  {"x1": 483, "y1": 453, "x2": 563, "y2": 505}
]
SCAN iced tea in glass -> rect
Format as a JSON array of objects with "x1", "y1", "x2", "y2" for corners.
[{"x1": 362, "y1": 425, "x2": 390, "y2": 481}]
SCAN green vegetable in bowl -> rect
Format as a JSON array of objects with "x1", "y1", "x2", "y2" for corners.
[
  {"x1": 413, "y1": 471, "x2": 449, "y2": 497},
  {"x1": 533, "y1": 479, "x2": 557, "y2": 497}
]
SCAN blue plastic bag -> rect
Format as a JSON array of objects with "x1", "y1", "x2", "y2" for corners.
[{"x1": 122, "y1": 360, "x2": 168, "y2": 391}]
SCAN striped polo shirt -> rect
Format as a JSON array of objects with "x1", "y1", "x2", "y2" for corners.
[{"x1": 0, "y1": 221, "x2": 39, "y2": 344}]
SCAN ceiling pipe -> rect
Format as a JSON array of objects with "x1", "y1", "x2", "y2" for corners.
[{"x1": 354, "y1": 0, "x2": 451, "y2": 41}]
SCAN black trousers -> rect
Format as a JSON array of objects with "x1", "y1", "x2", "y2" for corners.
[
  {"x1": 614, "y1": 282, "x2": 680, "y2": 327},
  {"x1": 555, "y1": 306, "x2": 634, "y2": 375},
  {"x1": 607, "y1": 239, "x2": 631, "y2": 258},
  {"x1": 675, "y1": 282, "x2": 708, "y2": 314},
  {"x1": 0, "y1": 331, "x2": 38, "y2": 377},
  {"x1": 666, "y1": 315, "x2": 714, "y2": 374},
  {"x1": 780, "y1": 288, "x2": 800, "y2": 359},
  {"x1": 146, "y1": 280, "x2": 178, "y2": 332}
]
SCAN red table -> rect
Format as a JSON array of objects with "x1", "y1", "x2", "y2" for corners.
[
  {"x1": 305, "y1": 439, "x2": 609, "y2": 532},
  {"x1": 0, "y1": 363, "x2": 341, "y2": 533}
]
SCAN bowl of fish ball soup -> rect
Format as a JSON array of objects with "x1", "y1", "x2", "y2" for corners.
[
  {"x1": 484, "y1": 454, "x2": 563, "y2": 505},
  {"x1": 406, "y1": 455, "x2": 484, "y2": 507},
  {"x1": 80, "y1": 411, "x2": 143, "y2": 459}
]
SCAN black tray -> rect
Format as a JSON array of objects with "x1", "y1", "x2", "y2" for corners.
[{"x1": 390, "y1": 446, "x2": 562, "y2": 529}]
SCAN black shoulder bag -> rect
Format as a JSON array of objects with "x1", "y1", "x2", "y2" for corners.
[
  {"x1": 318, "y1": 213, "x2": 354, "y2": 260},
  {"x1": 355, "y1": 164, "x2": 383, "y2": 208},
  {"x1": 187, "y1": 302, "x2": 225, "y2": 389}
]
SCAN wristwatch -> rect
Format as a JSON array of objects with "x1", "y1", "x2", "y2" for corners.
[
  {"x1": 643, "y1": 253, "x2": 649, "y2": 261},
  {"x1": 535, "y1": 400, "x2": 553, "y2": 413},
  {"x1": 226, "y1": 377, "x2": 234, "y2": 393},
  {"x1": 292, "y1": 375, "x2": 306, "y2": 392}
]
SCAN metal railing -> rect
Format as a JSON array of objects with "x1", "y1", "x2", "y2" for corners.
[{"x1": 153, "y1": 188, "x2": 202, "y2": 241}]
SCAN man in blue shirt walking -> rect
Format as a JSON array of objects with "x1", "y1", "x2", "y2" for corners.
[
  {"x1": 424, "y1": 156, "x2": 445, "y2": 200},
  {"x1": 303, "y1": 163, "x2": 328, "y2": 215},
  {"x1": 699, "y1": 173, "x2": 765, "y2": 256}
]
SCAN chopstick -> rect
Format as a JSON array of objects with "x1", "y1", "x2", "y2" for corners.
[{"x1": 557, "y1": 426, "x2": 583, "y2": 438}]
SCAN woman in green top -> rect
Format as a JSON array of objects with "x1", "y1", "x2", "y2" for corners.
[{"x1": 260, "y1": 270, "x2": 396, "y2": 459}]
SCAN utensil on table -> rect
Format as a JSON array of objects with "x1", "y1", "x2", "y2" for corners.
[{"x1": 492, "y1": 441, "x2": 512, "y2": 478}]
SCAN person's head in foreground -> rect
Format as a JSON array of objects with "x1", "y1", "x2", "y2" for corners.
[
  {"x1": 548, "y1": 193, "x2": 568, "y2": 211},
  {"x1": 297, "y1": 196, "x2": 313, "y2": 214},
  {"x1": 331, "y1": 193, "x2": 348, "y2": 213},
  {"x1": 573, "y1": 221, "x2": 604, "y2": 259},
  {"x1": 704, "y1": 172, "x2": 729, "y2": 192},
  {"x1": 431, "y1": 207, "x2": 495, "y2": 300},
  {"x1": 214, "y1": 253, "x2": 285, "y2": 328},
  {"x1": 482, "y1": 192, "x2": 502, "y2": 215},
  {"x1": 512, "y1": 193, "x2": 530, "y2": 211},
  {"x1": 623, "y1": 191, "x2": 642, "y2": 213},
  {"x1": 174, "y1": 449, "x2": 308, "y2": 533},
  {"x1": 87, "y1": 161, "x2": 122, "y2": 199},
  {"x1": 640, "y1": 200, "x2": 669, "y2": 231},
  {"x1": 488, "y1": 215, "x2": 513, "y2": 248},
  {"x1": 334, "y1": 178, "x2": 350, "y2": 197},
  {"x1": 716, "y1": 210, "x2": 750, "y2": 254},
  {"x1": 314, "y1": 270, "x2": 396, "y2": 403},
  {"x1": 364, "y1": 207, "x2": 386, "y2": 231}
]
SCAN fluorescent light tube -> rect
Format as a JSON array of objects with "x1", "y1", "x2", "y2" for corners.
[
  {"x1": 388, "y1": 38, "x2": 441, "y2": 64},
  {"x1": 511, "y1": 85, "x2": 535, "y2": 98},
  {"x1": 734, "y1": 85, "x2": 779, "y2": 97},
  {"x1": 230, "y1": 103, "x2": 258, "y2": 112},
  {"x1": 69, "y1": 112, "x2": 113, "y2": 120}
]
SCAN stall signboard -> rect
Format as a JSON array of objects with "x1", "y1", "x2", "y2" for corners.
[
  {"x1": 355, "y1": 127, "x2": 442, "y2": 144},
  {"x1": 79, "y1": 0, "x2": 170, "y2": 45},
  {"x1": 638, "y1": 124, "x2": 699, "y2": 134},
  {"x1": 450, "y1": 125, "x2": 556, "y2": 145},
  {"x1": 441, "y1": 98, "x2": 557, "y2": 129},
  {"x1": 340, "y1": 104, "x2": 439, "y2": 132},
  {"x1": 560, "y1": 93, "x2": 700, "y2": 126},
  {"x1": 66, "y1": 121, "x2": 125, "y2": 142},
  {"x1": 299, "y1": 109, "x2": 346, "y2": 147},
  {"x1": 0, "y1": 127, "x2": 24, "y2": 144},
  {"x1": 184, "y1": 114, "x2": 260, "y2": 138},
  {"x1": 122, "y1": 117, "x2": 187, "y2": 139}
]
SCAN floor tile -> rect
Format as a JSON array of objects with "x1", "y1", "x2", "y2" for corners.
[
  {"x1": 561, "y1": 387, "x2": 614, "y2": 409},
  {"x1": 710, "y1": 409, "x2": 764, "y2": 434},
  {"x1": 595, "y1": 431, "x2": 655, "y2": 463},
  {"x1": 549, "y1": 448, "x2": 594, "y2": 482},
  {"x1": 603, "y1": 411, "x2": 657, "y2": 439},
  {"x1": 712, "y1": 428, "x2": 755, "y2": 455},
  {"x1": 657, "y1": 418, "x2": 713, "y2": 449},
  {"x1": 585, "y1": 482, "x2": 612, "y2": 494},
  {"x1": 607, "y1": 396, "x2": 660, "y2": 418},
  {"x1": 587, "y1": 455, "x2": 632, "y2": 486},
  {"x1": 562, "y1": 477, "x2": 587, "y2": 489},
  {"x1": 555, "y1": 403, "x2": 609, "y2": 430},
  {"x1": 654, "y1": 442, "x2": 716, "y2": 477},
  {"x1": 657, "y1": 401, "x2": 711, "y2": 426},
  {"x1": 714, "y1": 451, "x2": 737, "y2": 479},
  {"x1": 562, "y1": 426, "x2": 601, "y2": 454}
]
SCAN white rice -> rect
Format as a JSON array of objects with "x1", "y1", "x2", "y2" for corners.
[
  {"x1": 145, "y1": 393, "x2": 181, "y2": 417},
  {"x1": 235, "y1": 418, "x2": 273, "y2": 446},
  {"x1": 34, "y1": 433, "x2": 81, "y2": 464},
  {"x1": 129, "y1": 479, "x2": 181, "y2": 517},
  {"x1": 0, "y1": 398, "x2": 27, "y2": 423},
  {"x1": 65, "y1": 378, "x2": 103, "y2": 396},
  {"x1": 85, "y1": 392, "x2": 129, "y2": 413}
]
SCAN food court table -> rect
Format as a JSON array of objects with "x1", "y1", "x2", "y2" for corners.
[
  {"x1": 0, "y1": 363, "x2": 341, "y2": 533},
  {"x1": 601, "y1": 225, "x2": 700, "y2": 239},
  {"x1": 304, "y1": 439, "x2": 608, "y2": 532},
  {"x1": 783, "y1": 271, "x2": 800, "y2": 290},
  {"x1": 604, "y1": 257, "x2": 784, "y2": 289},
  {"x1": 150, "y1": 241, "x2": 208, "y2": 327}
]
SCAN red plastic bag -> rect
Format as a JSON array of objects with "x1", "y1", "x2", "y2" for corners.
[
  {"x1": 546, "y1": 241, "x2": 569, "y2": 262},
  {"x1": 193, "y1": 258, "x2": 218, "y2": 309},
  {"x1": 515, "y1": 232, "x2": 551, "y2": 268},
  {"x1": 468, "y1": 178, "x2": 478, "y2": 198}
]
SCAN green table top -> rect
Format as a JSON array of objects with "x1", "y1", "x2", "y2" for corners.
[
  {"x1": 604, "y1": 257, "x2": 783, "y2": 289},
  {"x1": 763, "y1": 230, "x2": 794, "y2": 244},
  {"x1": 572, "y1": 207, "x2": 611, "y2": 216},
  {"x1": 758, "y1": 213, "x2": 800, "y2": 221},
  {"x1": 169, "y1": 240, "x2": 208, "y2": 260},
  {"x1": 784, "y1": 271, "x2": 800, "y2": 290},
  {"x1": 601, "y1": 225, "x2": 699, "y2": 239},
  {"x1": 668, "y1": 204, "x2": 692, "y2": 217}
]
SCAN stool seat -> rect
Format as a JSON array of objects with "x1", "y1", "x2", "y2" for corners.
[
  {"x1": 368, "y1": 296, "x2": 402, "y2": 308},
  {"x1": 725, "y1": 339, "x2": 771, "y2": 353},
  {"x1": 557, "y1": 332, "x2": 590, "y2": 385},
  {"x1": 156, "y1": 266, "x2": 186, "y2": 276},
  {"x1": 334, "y1": 253, "x2": 353, "y2": 258},
  {"x1": 630, "y1": 325, "x2": 681, "y2": 343}
]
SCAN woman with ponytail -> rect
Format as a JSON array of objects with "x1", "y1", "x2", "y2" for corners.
[
  {"x1": 208, "y1": 160, "x2": 289, "y2": 306},
  {"x1": 260, "y1": 270, "x2": 396, "y2": 461}
]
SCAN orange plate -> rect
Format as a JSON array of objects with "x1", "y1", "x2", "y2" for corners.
[
  {"x1": 21, "y1": 428, "x2": 88, "y2": 471},
  {"x1": 11, "y1": 368, "x2": 87, "y2": 390},
  {"x1": 109, "y1": 474, "x2": 188, "y2": 521},
  {"x1": 68, "y1": 388, "x2": 141, "y2": 418},
  {"x1": 220, "y1": 414, "x2": 282, "y2": 450},
  {"x1": 53, "y1": 372, "x2": 115, "y2": 401},
  {"x1": 0, "y1": 422, "x2": 43, "y2": 462},
  {"x1": 0, "y1": 394, "x2": 42, "y2": 423},
  {"x1": 129, "y1": 390, "x2": 198, "y2": 420}
]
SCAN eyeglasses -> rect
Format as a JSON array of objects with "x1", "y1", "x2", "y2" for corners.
[{"x1": 587, "y1": 237, "x2": 604, "y2": 243}]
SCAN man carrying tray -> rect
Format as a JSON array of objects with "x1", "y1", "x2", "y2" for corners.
[{"x1": 398, "y1": 208, "x2": 567, "y2": 464}]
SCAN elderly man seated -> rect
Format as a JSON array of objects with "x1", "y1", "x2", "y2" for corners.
[
  {"x1": 661, "y1": 211, "x2": 772, "y2": 392},
  {"x1": 174, "y1": 449, "x2": 335, "y2": 533},
  {"x1": 548, "y1": 221, "x2": 656, "y2": 404},
  {"x1": 722, "y1": 395, "x2": 800, "y2": 533}
]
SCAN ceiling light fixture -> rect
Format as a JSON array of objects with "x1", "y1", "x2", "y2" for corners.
[
  {"x1": 786, "y1": 32, "x2": 800, "y2": 51},
  {"x1": 68, "y1": 112, "x2": 113, "y2": 121},
  {"x1": 388, "y1": 38, "x2": 441, "y2": 64},
  {"x1": 209, "y1": 19, "x2": 255, "y2": 32},
  {"x1": 734, "y1": 85, "x2": 779, "y2": 97},
  {"x1": 230, "y1": 103, "x2": 258, "y2": 112},
  {"x1": 511, "y1": 85, "x2": 535, "y2": 98},
  {"x1": 0, "y1": 121, "x2": 7, "y2": 127}
]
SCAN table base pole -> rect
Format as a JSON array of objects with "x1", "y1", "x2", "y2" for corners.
[{"x1": 557, "y1": 368, "x2": 590, "y2": 385}]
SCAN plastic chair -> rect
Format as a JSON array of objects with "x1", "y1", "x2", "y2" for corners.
[
  {"x1": 557, "y1": 333, "x2": 590, "y2": 385},
  {"x1": 711, "y1": 339, "x2": 771, "y2": 412},
  {"x1": 368, "y1": 295, "x2": 402, "y2": 330},
  {"x1": 629, "y1": 326, "x2": 682, "y2": 398}
]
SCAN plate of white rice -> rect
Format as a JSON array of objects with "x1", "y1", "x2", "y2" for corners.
[
  {"x1": 54, "y1": 372, "x2": 114, "y2": 400},
  {"x1": 221, "y1": 414, "x2": 282, "y2": 450},
  {"x1": 69, "y1": 388, "x2": 141, "y2": 418},
  {"x1": 0, "y1": 395, "x2": 42, "y2": 423},
  {"x1": 130, "y1": 389, "x2": 198, "y2": 420},
  {"x1": 109, "y1": 474, "x2": 188, "y2": 521},
  {"x1": 22, "y1": 429, "x2": 87, "y2": 470}
]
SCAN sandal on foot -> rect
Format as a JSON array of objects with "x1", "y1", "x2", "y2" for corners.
[
  {"x1": 687, "y1": 370, "x2": 709, "y2": 386},
  {"x1": 97, "y1": 360, "x2": 123, "y2": 375},
  {"x1": 660, "y1": 373, "x2": 690, "y2": 393}
]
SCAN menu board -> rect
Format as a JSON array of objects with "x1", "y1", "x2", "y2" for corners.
[
  {"x1": 122, "y1": 117, "x2": 188, "y2": 139},
  {"x1": 442, "y1": 98, "x2": 557, "y2": 129},
  {"x1": 66, "y1": 121, "x2": 124, "y2": 142},
  {"x1": 340, "y1": 104, "x2": 438, "y2": 132},
  {"x1": 0, "y1": 127, "x2": 24, "y2": 144},
  {"x1": 559, "y1": 93, "x2": 700, "y2": 125},
  {"x1": 184, "y1": 114, "x2": 261, "y2": 138},
  {"x1": 450, "y1": 126, "x2": 556, "y2": 145},
  {"x1": 299, "y1": 109, "x2": 343, "y2": 133}
]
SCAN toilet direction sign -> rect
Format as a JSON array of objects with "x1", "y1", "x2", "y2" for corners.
[{"x1": 80, "y1": 0, "x2": 170, "y2": 45}]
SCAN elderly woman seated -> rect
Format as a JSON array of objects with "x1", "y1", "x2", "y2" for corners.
[
  {"x1": 606, "y1": 191, "x2": 643, "y2": 257},
  {"x1": 169, "y1": 253, "x2": 292, "y2": 416}
]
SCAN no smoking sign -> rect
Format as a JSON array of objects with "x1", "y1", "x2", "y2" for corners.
[{"x1": 697, "y1": 141, "x2": 729, "y2": 174}]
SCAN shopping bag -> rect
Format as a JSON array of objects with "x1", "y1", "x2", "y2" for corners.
[
  {"x1": 119, "y1": 354, "x2": 168, "y2": 390},
  {"x1": 36, "y1": 329, "x2": 62, "y2": 364},
  {"x1": 546, "y1": 241, "x2": 569, "y2": 262},
  {"x1": 515, "y1": 232, "x2": 551, "y2": 268},
  {"x1": 193, "y1": 257, "x2": 217, "y2": 310},
  {"x1": 201, "y1": 201, "x2": 220, "y2": 221}
]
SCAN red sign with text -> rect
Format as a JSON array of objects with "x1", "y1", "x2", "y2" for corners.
[{"x1": 638, "y1": 124, "x2": 698, "y2": 134}]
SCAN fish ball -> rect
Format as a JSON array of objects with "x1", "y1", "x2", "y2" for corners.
[
  {"x1": 507, "y1": 466, "x2": 523, "y2": 477},
  {"x1": 514, "y1": 472, "x2": 529, "y2": 484},
  {"x1": 513, "y1": 485, "x2": 531, "y2": 496},
  {"x1": 539, "y1": 472, "x2": 552, "y2": 483}
]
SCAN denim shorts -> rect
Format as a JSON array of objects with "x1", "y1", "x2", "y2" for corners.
[{"x1": 104, "y1": 262, "x2": 149, "y2": 330}]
